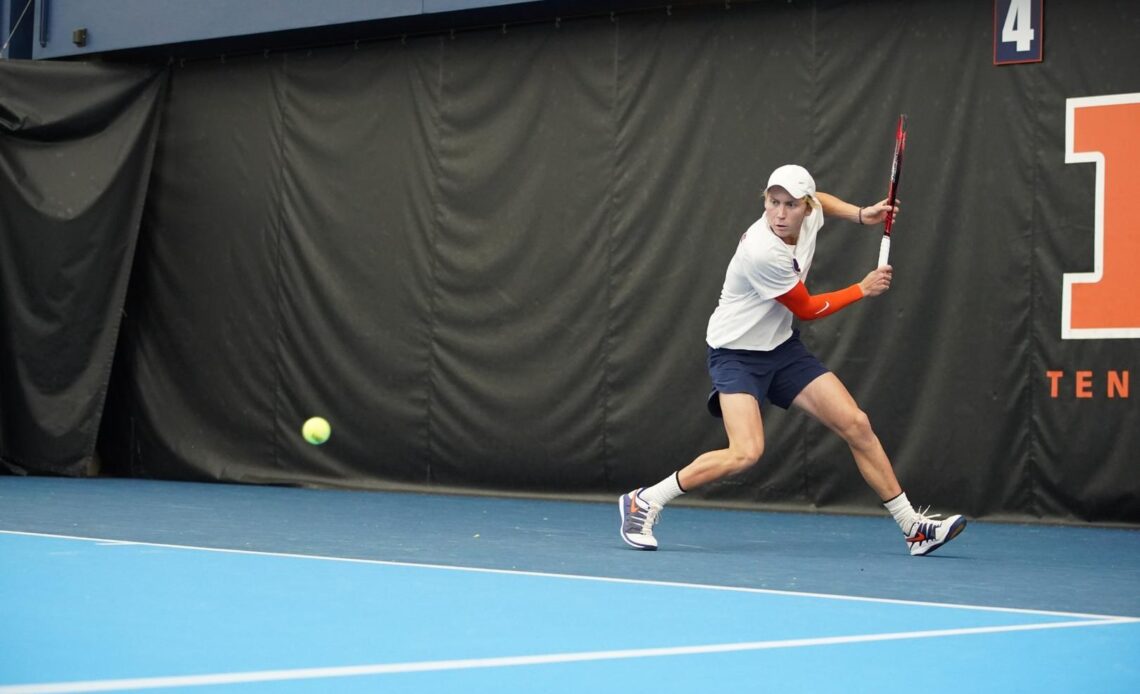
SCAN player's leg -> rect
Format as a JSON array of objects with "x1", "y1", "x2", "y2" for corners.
[
  {"x1": 677, "y1": 392, "x2": 765, "y2": 490},
  {"x1": 789, "y1": 372, "x2": 900, "y2": 500},
  {"x1": 791, "y1": 372, "x2": 966, "y2": 556},
  {"x1": 619, "y1": 392, "x2": 765, "y2": 550}
]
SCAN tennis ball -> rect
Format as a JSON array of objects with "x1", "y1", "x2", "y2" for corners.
[{"x1": 302, "y1": 416, "x2": 331, "y2": 445}]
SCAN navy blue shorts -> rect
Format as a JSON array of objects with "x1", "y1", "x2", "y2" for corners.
[{"x1": 706, "y1": 331, "x2": 829, "y2": 417}]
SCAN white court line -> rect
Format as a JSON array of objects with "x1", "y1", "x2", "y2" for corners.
[
  {"x1": 0, "y1": 529, "x2": 1128, "y2": 621},
  {"x1": 1, "y1": 618, "x2": 1136, "y2": 693}
]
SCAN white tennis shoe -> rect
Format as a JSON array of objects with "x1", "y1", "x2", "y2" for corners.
[
  {"x1": 619, "y1": 489, "x2": 661, "y2": 550},
  {"x1": 906, "y1": 509, "x2": 967, "y2": 556}
]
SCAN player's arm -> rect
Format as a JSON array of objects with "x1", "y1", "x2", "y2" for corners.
[
  {"x1": 775, "y1": 267, "x2": 893, "y2": 320},
  {"x1": 817, "y1": 191, "x2": 898, "y2": 226},
  {"x1": 776, "y1": 281, "x2": 862, "y2": 320}
]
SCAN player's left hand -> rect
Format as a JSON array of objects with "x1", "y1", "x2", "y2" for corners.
[
  {"x1": 860, "y1": 198, "x2": 899, "y2": 226},
  {"x1": 860, "y1": 265, "x2": 893, "y2": 297}
]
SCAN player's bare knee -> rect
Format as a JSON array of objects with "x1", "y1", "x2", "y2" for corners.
[
  {"x1": 841, "y1": 409, "x2": 875, "y2": 446},
  {"x1": 727, "y1": 441, "x2": 763, "y2": 473}
]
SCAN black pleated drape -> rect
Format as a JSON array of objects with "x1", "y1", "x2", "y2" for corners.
[{"x1": 0, "y1": 61, "x2": 165, "y2": 475}]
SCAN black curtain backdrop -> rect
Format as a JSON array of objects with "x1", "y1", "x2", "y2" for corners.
[
  {"x1": 0, "y1": 61, "x2": 166, "y2": 475},
  {"x1": 3, "y1": 1, "x2": 1137, "y2": 524}
]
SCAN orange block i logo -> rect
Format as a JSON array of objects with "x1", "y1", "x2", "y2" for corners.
[{"x1": 1063, "y1": 93, "x2": 1140, "y2": 339}]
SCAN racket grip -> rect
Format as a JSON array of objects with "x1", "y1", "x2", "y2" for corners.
[{"x1": 877, "y1": 236, "x2": 891, "y2": 267}]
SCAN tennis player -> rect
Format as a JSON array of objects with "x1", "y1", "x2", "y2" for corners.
[{"x1": 619, "y1": 164, "x2": 966, "y2": 556}]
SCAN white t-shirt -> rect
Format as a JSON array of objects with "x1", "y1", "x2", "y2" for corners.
[{"x1": 706, "y1": 209, "x2": 824, "y2": 351}]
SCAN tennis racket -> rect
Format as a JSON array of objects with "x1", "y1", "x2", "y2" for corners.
[{"x1": 877, "y1": 114, "x2": 907, "y2": 267}]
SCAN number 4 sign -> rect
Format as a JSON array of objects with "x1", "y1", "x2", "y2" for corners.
[{"x1": 994, "y1": 0, "x2": 1043, "y2": 65}]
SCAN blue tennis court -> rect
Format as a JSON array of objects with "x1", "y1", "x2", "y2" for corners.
[{"x1": 2, "y1": 478, "x2": 1139, "y2": 693}]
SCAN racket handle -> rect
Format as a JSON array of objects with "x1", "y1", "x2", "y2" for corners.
[{"x1": 877, "y1": 236, "x2": 891, "y2": 267}]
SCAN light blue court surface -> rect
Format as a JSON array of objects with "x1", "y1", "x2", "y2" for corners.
[{"x1": 1, "y1": 478, "x2": 1139, "y2": 692}]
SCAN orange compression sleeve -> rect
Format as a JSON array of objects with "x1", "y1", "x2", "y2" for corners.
[{"x1": 775, "y1": 281, "x2": 864, "y2": 320}]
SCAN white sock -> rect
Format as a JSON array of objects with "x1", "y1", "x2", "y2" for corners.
[
  {"x1": 883, "y1": 492, "x2": 919, "y2": 534},
  {"x1": 640, "y1": 471, "x2": 685, "y2": 507}
]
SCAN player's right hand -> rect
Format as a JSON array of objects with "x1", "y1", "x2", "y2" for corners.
[
  {"x1": 860, "y1": 266, "x2": 892, "y2": 297},
  {"x1": 860, "y1": 198, "x2": 900, "y2": 226}
]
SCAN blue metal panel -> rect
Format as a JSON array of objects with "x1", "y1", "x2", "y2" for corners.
[
  {"x1": 1, "y1": 0, "x2": 8, "y2": 57},
  {"x1": 2, "y1": 0, "x2": 37, "y2": 59},
  {"x1": 424, "y1": 0, "x2": 535, "y2": 11},
  {"x1": 31, "y1": 0, "x2": 539, "y2": 59}
]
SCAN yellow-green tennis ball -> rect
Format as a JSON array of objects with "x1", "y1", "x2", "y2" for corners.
[{"x1": 302, "y1": 417, "x2": 331, "y2": 445}]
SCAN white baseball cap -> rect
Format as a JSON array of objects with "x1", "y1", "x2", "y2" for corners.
[{"x1": 766, "y1": 164, "x2": 817, "y2": 202}]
